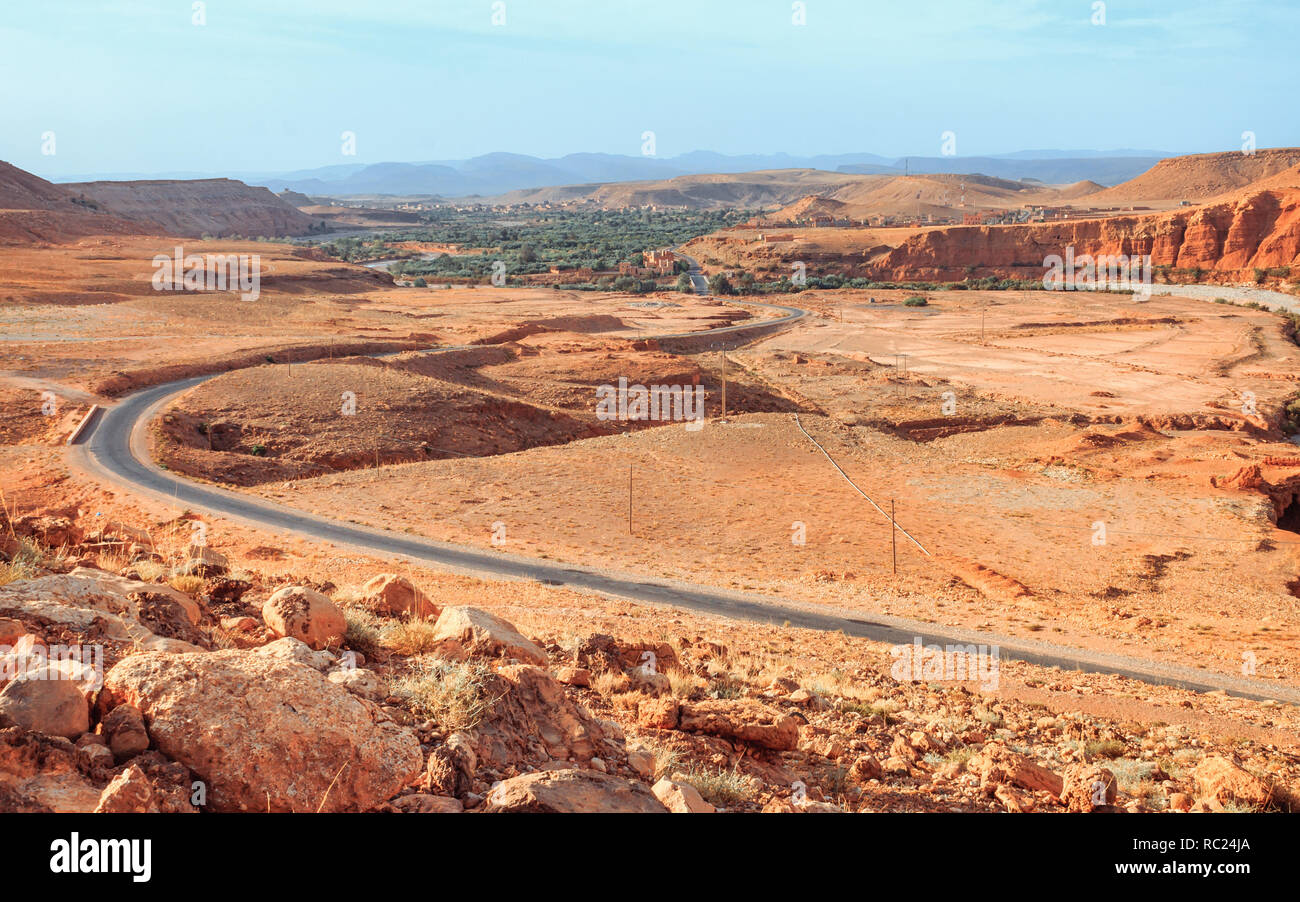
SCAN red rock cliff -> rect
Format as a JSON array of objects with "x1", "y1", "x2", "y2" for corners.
[{"x1": 868, "y1": 188, "x2": 1300, "y2": 283}]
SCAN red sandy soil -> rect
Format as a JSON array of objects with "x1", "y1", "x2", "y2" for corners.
[
  {"x1": 124, "y1": 287, "x2": 1296, "y2": 689},
  {"x1": 3, "y1": 445, "x2": 1298, "y2": 813}
]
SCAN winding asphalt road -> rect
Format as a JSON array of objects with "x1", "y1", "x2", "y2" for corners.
[{"x1": 68, "y1": 269, "x2": 1300, "y2": 704}]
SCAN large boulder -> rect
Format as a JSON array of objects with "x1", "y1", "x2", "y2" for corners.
[
  {"x1": 0, "y1": 568, "x2": 203, "y2": 654},
  {"x1": 432, "y1": 606, "x2": 546, "y2": 666},
  {"x1": 358, "y1": 574, "x2": 438, "y2": 619},
  {"x1": 967, "y1": 743, "x2": 1064, "y2": 797},
  {"x1": 261, "y1": 586, "x2": 347, "y2": 650},
  {"x1": 392, "y1": 793, "x2": 463, "y2": 813},
  {"x1": 484, "y1": 769, "x2": 667, "y2": 813},
  {"x1": 1194, "y1": 755, "x2": 1284, "y2": 811},
  {"x1": 100, "y1": 703, "x2": 150, "y2": 761},
  {"x1": 0, "y1": 669, "x2": 90, "y2": 740},
  {"x1": 1060, "y1": 763, "x2": 1119, "y2": 812},
  {"x1": 94, "y1": 764, "x2": 159, "y2": 813},
  {"x1": 100, "y1": 647, "x2": 422, "y2": 812},
  {"x1": 676, "y1": 699, "x2": 801, "y2": 751},
  {"x1": 653, "y1": 777, "x2": 715, "y2": 813}
]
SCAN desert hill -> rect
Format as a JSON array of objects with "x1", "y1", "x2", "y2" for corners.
[
  {"x1": 493, "y1": 168, "x2": 869, "y2": 210},
  {"x1": 495, "y1": 166, "x2": 1110, "y2": 219},
  {"x1": 277, "y1": 189, "x2": 316, "y2": 207},
  {"x1": 63, "y1": 177, "x2": 321, "y2": 238},
  {"x1": 1204, "y1": 162, "x2": 1300, "y2": 200},
  {"x1": 1087, "y1": 147, "x2": 1300, "y2": 205},
  {"x1": 1055, "y1": 179, "x2": 1106, "y2": 199},
  {"x1": 298, "y1": 204, "x2": 423, "y2": 227},
  {"x1": 0, "y1": 161, "x2": 141, "y2": 244},
  {"x1": 763, "y1": 172, "x2": 1105, "y2": 224}
]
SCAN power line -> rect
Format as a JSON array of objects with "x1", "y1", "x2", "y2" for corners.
[{"x1": 793, "y1": 413, "x2": 933, "y2": 556}]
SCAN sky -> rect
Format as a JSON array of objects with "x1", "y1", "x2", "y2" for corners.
[{"x1": 2, "y1": 0, "x2": 1297, "y2": 178}]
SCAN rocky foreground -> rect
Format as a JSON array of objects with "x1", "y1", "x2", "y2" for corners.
[{"x1": 0, "y1": 511, "x2": 1297, "y2": 814}]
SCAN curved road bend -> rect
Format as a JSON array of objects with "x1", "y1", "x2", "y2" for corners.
[{"x1": 69, "y1": 277, "x2": 1300, "y2": 704}]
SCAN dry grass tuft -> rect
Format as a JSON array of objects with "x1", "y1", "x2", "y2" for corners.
[{"x1": 393, "y1": 656, "x2": 502, "y2": 730}]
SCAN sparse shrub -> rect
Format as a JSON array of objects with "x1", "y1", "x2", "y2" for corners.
[
  {"x1": 903, "y1": 295, "x2": 928, "y2": 307},
  {"x1": 131, "y1": 560, "x2": 167, "y2": 582},
  {"x1": 593, "y1": 670, "x2": 631, "y2": 696},
  {"x1": 379, "y1": 617, "x2": 441, "y2": 656},
  {"x1": 944, "y1": 747, "x2": 975, "y2": 770},
  {"x1": 343, "y1": 607, "x2": 384, "y2": 658},
  {"x1": 0, "y1": 554, "x2": 40, "y2": 587},
  {"x1": 667, "y1": 668, "x2": 706, "y2": 699},
  {"x1": 1282, "y1": 398, "x2": 1300, "y2": 434},
  {"x1": 168, "y1": 574, "x2": 205, "y2": 595},
  {"x1": 840, "y1": 698, "x2": 900, "y2": 724},
  {"x1": 679, "y1": 766, "x2": 758, "y2": 808},
  {"x1": 250, "y1": 444, "x2": 267, "y2": 457},
  {"x1": 1085, "y1": 739, "x2": 1127, "y2": 759},
  {"x1": 0, "y1": 538, "x2": 61, "y2": 587},
  {"x1": 709, "y1": 672, "x2": 746, "y2": 699},
  {"x1": 393, "y1": 656, "x2": 502, "y2": 730}
]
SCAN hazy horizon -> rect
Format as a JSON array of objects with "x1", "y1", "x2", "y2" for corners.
[{"x1": 3, "y1": 0, "x2": 1296, "y2": 179}]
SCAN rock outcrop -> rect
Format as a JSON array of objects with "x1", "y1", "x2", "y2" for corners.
[
  {"x1": 484, "y1": 769, "x2": 668, "y2": 813},
  {"x1": 99, "y1": 645, "x2": 423, "y2": 812}
]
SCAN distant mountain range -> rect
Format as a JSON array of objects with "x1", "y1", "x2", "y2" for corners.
[{"x1": 49, "y1": 150, "x2": 1177, "y2": 199}]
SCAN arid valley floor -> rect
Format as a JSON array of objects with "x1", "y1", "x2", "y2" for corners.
[{"x1": 3, "y1": 150, "x2": 1300, "y2": 816}]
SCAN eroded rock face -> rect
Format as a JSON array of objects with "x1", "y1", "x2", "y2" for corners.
[
  {"x1": 862, "y1": 187, "x2": 1300, "y2": 282},
  {"x1": 261, "y1": 585, "x2": 346, "y2": 650},
  {"x1": 472, "y1": 665, "x2": 618, "y2": 769},
  {"x1": 484, "y1": 769, "x2": 668, "y2": 813},
  {"x1": 432, "y1": 606, "x2": 546, "y2": 666},
  {"x1": 100, "y1": 647, "x2": 422, "y2": 812},
  {"x1": 577, "y1": 634, "x2": 678, "y2": 674},
  {"x1": 0, "y1": 727, "x2": 102, "y2": 812}
]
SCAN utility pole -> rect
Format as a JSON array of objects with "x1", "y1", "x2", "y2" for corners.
[
  {"x1": 891, "y1": 499, "x2": 897, "y2": 575},
  {"x1": 720, "y1": 352, "x2": 727, "y2": 419}
]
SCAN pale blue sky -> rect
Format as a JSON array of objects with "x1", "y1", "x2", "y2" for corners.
[{"x1": 3, "y1": 0, "x2": 1296, "y2": 177}]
